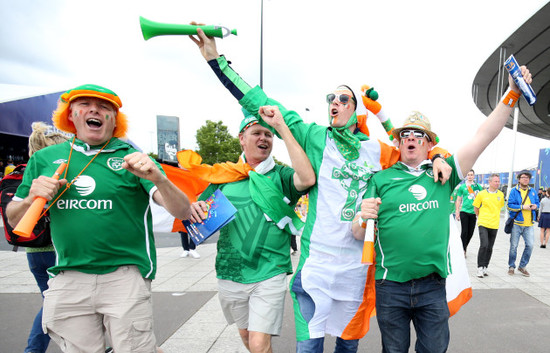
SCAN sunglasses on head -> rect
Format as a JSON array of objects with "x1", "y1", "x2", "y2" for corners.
[
  {"x1": 399, "y1": 129, "x2": 430, "y2": 141},
  {"x1": 326, "y1": 93, "x2": 352, "y2": 105}
]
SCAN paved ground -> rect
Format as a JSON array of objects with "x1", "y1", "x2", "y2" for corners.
[{"x1": 2, "y1": 215, "x2": 550, "y2": 352}]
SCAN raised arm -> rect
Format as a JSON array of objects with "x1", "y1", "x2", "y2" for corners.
[
  {"x1": 189, "y1": 26, "x2": 252, "y2": 101},
  {"x1": 189, "y1": 25, "x2": 313, "y2": 149},
  {"x1": 259, "y1": 105, "x2": 316, "y2": 191},
  {"x1": 456, "y1": 67, "x2": 531, "y2": 173},
  {"x1": 188, "y1": 23, "x2": 221, "y2": 61}
]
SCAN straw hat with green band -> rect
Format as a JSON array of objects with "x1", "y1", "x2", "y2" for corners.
[
  {"x1": 52, "y1": 84, "x2": 128, "y2": 138},
  {"x1": 392, "y1": 111, "x2": 439, "y2": 144}
]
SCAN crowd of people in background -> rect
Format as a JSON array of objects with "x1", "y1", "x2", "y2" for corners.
[{"x1": 450, "y1": 168, "x2": 550, "y2": 279}]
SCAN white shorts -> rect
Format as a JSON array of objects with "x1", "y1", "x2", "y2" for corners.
[{"x1": 217, "y1": 273, "x2": 287, "y2": 335}]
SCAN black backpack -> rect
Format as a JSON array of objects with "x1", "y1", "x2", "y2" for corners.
[{"x1": 0, "y1": 164, "x2": 52, "y2": 250}]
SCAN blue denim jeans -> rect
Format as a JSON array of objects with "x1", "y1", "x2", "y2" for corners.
[
  {"x1": 25, "y1": 251, "x2": 55, "y2": 353},
  {"x1": 296, "y1": 336, "x2": 359, "y2": 353},
  {"x1": 508, "y1": 224, "x2": 534, "y2": 269},
  {"x1": 375, "y1": 274, "x2": 449, "y2": 353},
  {"x1": 293, "y1": 271, "x2": 359, "y2": 353}
]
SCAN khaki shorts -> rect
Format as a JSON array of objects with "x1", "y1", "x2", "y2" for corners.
[
  {"x1": 218, "y1": 273, "x2": 287, "y2": 335},
  {"x1": 43, "y1": 265, "x2": 156, "y2": 353}
]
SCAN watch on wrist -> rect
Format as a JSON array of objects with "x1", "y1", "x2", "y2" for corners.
[{"x1": 431, "y1": 153, "x2": 444, "y2": 163}]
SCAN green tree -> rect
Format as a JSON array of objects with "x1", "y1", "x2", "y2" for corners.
[
  {"x1": 273, "y1": 156, "x2": 288, "y2": 167},
  {"x1": 196, "y1": 120, "x2": 241, "y2": 164}
]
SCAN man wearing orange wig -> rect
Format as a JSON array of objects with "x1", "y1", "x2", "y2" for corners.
[{"x1": 7, "y1": 84, "x2": 191, "y2": 353}]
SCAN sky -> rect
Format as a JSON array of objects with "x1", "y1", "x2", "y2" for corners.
[{"x1": 1, "y1": 0, "x2": 548, "y2": 174}]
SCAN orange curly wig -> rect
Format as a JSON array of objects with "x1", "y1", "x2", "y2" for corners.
[{"x1": 52, "y1": 84, "x2": 128, "y2": 138}]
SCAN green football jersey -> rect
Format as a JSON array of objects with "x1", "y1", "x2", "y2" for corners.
[
  {"x1": 15, "y1": 138, "x2": 160, "y2": 279},
  {"x1": 457, "y1": 182, "x2": 483, "y2": 214},
  {"x1": 200, "y1": 165, "x2": 302, "y2": 284},
  {"x1": 371, "y1": 156, "x2": 461, "y2": 282}
]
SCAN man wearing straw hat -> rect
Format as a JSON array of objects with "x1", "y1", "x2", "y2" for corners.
[
  {"x1": 354, "y1": 65, "x2": 532, "y2": 353},
  {"x1": 6, "y1": 84, "x2": 191, "y2": 353}
]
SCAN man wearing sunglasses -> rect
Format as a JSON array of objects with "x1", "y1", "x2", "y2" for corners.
[
  {"x1": 188, "y1": 28, "x2": 451, "y2": 353},
  {"x1": 354, "y1": 66, "x2": 532, "y2": 353}
]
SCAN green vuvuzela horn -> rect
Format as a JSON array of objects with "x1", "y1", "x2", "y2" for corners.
[{"x1": 140, "y1": 16, "x2": 237, "y2": 40}]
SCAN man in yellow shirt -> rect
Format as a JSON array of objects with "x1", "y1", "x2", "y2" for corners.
[{"x1": 473, "y1": 174, "x2": 505, "y2": 278}]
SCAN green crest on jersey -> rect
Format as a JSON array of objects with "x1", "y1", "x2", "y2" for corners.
[
  {"x1": 332, "y1": 161, "x2": 373, "y2": 221},
  {"x1": 107, "y1": 157, "x2": 125, "y2": 171}
]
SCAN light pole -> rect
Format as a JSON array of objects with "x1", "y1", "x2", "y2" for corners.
[{"x1": 260, "y1": 0, "x2": 264, "y2": 89}]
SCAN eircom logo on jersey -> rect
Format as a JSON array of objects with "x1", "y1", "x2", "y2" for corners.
[
  {"x1": 55, "y1": 175, "x2": 113, "y2": 210},
  {"x1": 398, "y1": 184, "x2": 439, "y2": 213}
]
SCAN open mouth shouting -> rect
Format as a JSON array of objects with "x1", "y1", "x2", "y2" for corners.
[
  {"x1": 86, "y1": 118, "x2": 103, "y2": 129},
  {"x1": 329, "y1": 106, "x2": 342, "y2": 125},
  {"x1": 406, "y1": 141, "x2": 418, "y2": 150}
]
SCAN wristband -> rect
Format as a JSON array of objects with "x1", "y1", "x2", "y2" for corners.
[
  {"x1": 501, "y1": 88, "x2": 520, "y2": 108},
  {"x1": 431, "y1": 153, "x2": 444, "y2": 163}
]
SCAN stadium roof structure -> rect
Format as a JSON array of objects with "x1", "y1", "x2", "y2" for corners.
[
  {"x1": 0, "y1": 90, "x2": 64, "y2": 137},
  {"x1": 472, "y1": 2, "x2": 550, "y2": 139}
]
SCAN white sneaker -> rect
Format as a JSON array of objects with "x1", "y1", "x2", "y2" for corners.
[
  {"x1": 189, "y1": 249, "x2": 201, "y2": 259},
  {"x1": 483, "y1": 267, "x2": 489, "y2": 276},
  {"x1": 180, "y1": 250, "x2": 189, "y2": 258},
  {"x1": 476, "y1": 267, "x2": 484, "y2": 278}
]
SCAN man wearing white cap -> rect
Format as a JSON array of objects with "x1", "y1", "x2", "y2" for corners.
[{"x1": 354, "y1": 66, "x2": 532, "y2": 353}]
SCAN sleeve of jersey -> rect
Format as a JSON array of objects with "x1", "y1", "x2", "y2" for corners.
[
  {"x1": 208, "y1": 56, "x2": 252, "y2": 101},
  {"x1": 445, "y1": 155, "x2": 462, "y2": 190},
  {"x1": 456, "y1": 185, "x2": 464, "y2": 199},
  {"x1": 139, "y1": 154, "x2": 165, "y2": 194},
  {"x1": 14, "y1": 154, "x2": 39, "y2": 199},
  {"x1": 279, "y1": 166, "x2": 306, "y2": 205},
  {"x1": 240, "y1": 86, "x2": 312, "y2": 145},
  {"x1": 373, "y1": 177, "x2": 381, "y2": 199},
  {"x1": 208, "y1": 56, "x2": 312, "y2": 147}
]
